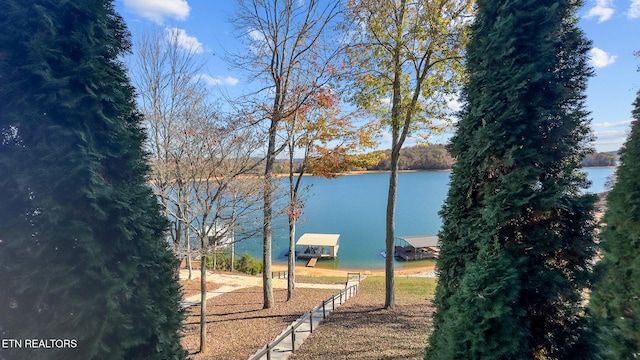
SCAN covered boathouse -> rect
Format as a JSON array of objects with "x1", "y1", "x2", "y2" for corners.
[
  {"x1": 395, "y1": 234, "x2": 440, "y2": 261},
  {"x1": 296, "y1": 233, "x2": 340, "y2": 267}
]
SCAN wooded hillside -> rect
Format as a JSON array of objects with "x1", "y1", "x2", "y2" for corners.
[
  {"x1": 349, "y1": 145, "x2": 616, "y2": 171},
  {"x1": 364, "y1": 145, "x2": 454, "y2": 171},
  {"x1": 272, "y1": 145, "x2": 616, "y2": 174}
]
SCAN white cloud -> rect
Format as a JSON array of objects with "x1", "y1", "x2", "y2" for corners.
[
  {"x1": 196, "y1": 74, "x2": 240, "y2": 86},
  {"x1": 594, "y1": 129, "x2": 630, "y2": 146},
  {"x1": 165, "y1": 27, "x2": 203, "y2": 54},
  {"x1": 589, "y1": 47, "x2": 617, "y2": 68},
  {"x1": 123, "y1": 0, "x2": 190, "y2": 23},
  {"x1": 445, "y1": 94, "x2": 463, "y2": 112},
  {"x1": 629, "y1": 0, "x2": 640, "y2": 18},
  {"x1": 248, "y1": 29, "x2": 265, "y2": 42},
  {"x1": 595, "y1": 129, "x2": 629, "y2": 139},
  {"x1": 593, "y1": 119, "x2": 633, "y2": 151},
  {"x1": 584, "y1": 0, "x2": 615, "y2": 22},
  {"x1": 592, "y1": 120, "x2": 632, "y2": 128},
  {"x1": 247, "y1": 29, "x2": 272, "y2": 56}
]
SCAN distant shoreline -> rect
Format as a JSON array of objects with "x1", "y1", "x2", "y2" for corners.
[{"x1": 279, "y1": 166, "x2": 615, "y2": 178}]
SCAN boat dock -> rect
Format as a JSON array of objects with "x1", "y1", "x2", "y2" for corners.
[
  {"x1": 296, "y1": 233, "x2": 340, "y2": 259},
  {"x1": 306, "y1": 257, "x2": 318, "y2": 267}
]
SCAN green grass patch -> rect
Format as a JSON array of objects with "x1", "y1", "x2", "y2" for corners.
[
  {"x1": 289, "y1": 275, "x2": 437, "y2": 359},
  {"x1": 360, "y1": 276, "x2": 437, "y2": 303}
]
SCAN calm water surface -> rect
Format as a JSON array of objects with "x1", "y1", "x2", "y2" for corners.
[{"x1": 236, "y1": 167, "x2": 614, "y2": 270}]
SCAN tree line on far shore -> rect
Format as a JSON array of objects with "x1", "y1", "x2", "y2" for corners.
[
  {"x1": 150, "y1": 144, "x2": 618, "y2": 178},
  {"x1": 273, "y1": 145, "x2": 617, "y2": 174}
]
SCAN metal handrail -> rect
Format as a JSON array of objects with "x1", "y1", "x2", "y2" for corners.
[
  {"x1": 249, "y1": 282, "x2": 359, "y2": 360},
  {"x1": 346, "y1": 272, "x2": 362, "y2": 282}
]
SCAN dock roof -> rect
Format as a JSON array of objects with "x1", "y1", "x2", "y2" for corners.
[
  {"x1": 397, "y1": 235, "x2": 439, "y2": 248},
  {"x1": 296, "y1": 233, "x2": 340, "y2": 247}
]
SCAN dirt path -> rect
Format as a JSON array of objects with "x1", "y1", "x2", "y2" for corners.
[
  {"x1": 179, "y1": 262, "x2": 437, "y2": 308},
  {"x1": 180, "y1": 269, "x2": 348, "y2": 309},
  {"x1": 181, "y1": 270, "x2": 346, "y2": 288}
]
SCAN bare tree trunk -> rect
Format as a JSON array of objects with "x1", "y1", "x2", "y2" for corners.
[
  {"x1": 172, "y1": 211, "x2": 180, "y2": 253},
  {"x1": 385, "y1": 147, "x2": 399, "y2": 309},
  {"x1": 287, "y1": 218, "x2": 296, "y2": 301},
  {"x1": 231, "y1": 238, "x2": 235, "y2": 272},
  {"x1": 186, "y1": 221, "x2": 193, "y2": 280},
  {"x1": 262, "y1": 125, "x2": 277, "y2": 309},
  {"x1": 199, "y1": 253, "x2": 207, "y2": 354},
  {"x1": 286, "y1": 145, "x2": 298, "y2": 301},
  {"x1": 262, "y1": 192, "x2": 274, "y2": 309},
  {"x1": 231, "y1": 198, "x2": 236, "y2": 272},
  {"x1": 385, "y1": 52, "x2": 404, "y2": 310},
  {"x1": 186, "y1": 254, "x2": 192, "y2": 280},
  {"x1": 213, "y1": 245, "x2": 217, "y2": 271}
]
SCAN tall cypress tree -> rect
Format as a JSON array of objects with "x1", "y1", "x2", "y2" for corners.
[
  {"x1": 590, "y1": 90, "x2": 640, "y2": 359},
  {"x1": 0, "y1": 1, "x2": 185, "y2": 359},
  {"x1": 426, "y1": 0, "x2": 597, "y2": 358}
]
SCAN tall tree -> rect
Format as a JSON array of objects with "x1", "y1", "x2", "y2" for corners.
[
  {"x1": 130, "y1": 28, "x2": 208, "y2": 278},
  {"x1": 233, "y1": 0, "x2": 341, "y2": 309},
  {"x1": 283, "y1": 87, "x2": 376, "y2": 300},
  {"x1": 130, "y1": 28, "x2": 264, "y2": 354},
  {"x1": 0, "y1": 1, "x2": 185, "y2": 359},
  {"x1": 182, "y1": 112, "x2": 263, "y2": 355},
  {"x1": 427, "y1": 1, "x2": 597, "y2": 358},
  {"x1": 590, "y1": 89, "x2": 640, "y2": 359},
  {"x1": 344, "y1": 0, "x2": 473, "y2": 308}
]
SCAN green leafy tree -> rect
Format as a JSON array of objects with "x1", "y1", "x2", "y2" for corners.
[
  {"x1": 345, "y1": 0, "x2": 473, "y2": 309},
  {"x1": 283, "y1": 87, "x2": 376, "y2": 301},
  {"x1": 427, "y1": 1, "x2": 598, "y2": 358},
  {"x1": 0, "y1": 1, "x2": 185, "y2": 359},
  {"x1": 590, "y1": 90, "x2": 640, "y2": 359}
]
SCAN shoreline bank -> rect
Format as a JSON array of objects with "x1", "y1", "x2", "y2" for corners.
[{"x1": 270, "y1": 262, "x2": 436, "y2": 277}]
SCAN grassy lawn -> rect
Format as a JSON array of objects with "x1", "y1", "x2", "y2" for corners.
[{"x1": 290, "y1": 276, "x2": 437, "y2": 360}]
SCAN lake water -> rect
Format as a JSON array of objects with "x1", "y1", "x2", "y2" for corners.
[{"x1": 235, "y1": 167, "x2": 615, "y2": 271}]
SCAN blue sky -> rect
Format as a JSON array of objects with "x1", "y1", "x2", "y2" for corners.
[{"x1": 115, "y1": 0, "x2": 639, "y2": 153}]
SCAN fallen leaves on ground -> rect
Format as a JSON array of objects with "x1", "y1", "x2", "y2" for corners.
[
  {"x1": 289, "y1": 277, "x2": 436, "y2": 360},
  {"x1": 181, "y1": 286, "x2": 337, "y2": 359},
  {"x1": 180, "y1": 279, "x2": 222, "y2": 297}
]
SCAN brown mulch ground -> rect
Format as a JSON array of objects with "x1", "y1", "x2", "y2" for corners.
[
  {"x1": 181, "y1": 286, "x2": 337, "y2": 359},
  {"x1": 289, "y1": 277, "x2": 437, "y2": 360},
  {"x1": 181, "y1": 279, "x2": 223, "y2": 297}
]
